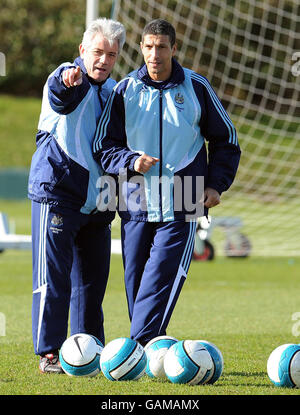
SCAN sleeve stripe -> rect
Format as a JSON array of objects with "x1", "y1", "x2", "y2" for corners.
[
  {"x1": 93, "y1": 89, "x2": 116, "y2": 153},
  {"x1": 190, "y1": 73, "x2": 238, "y2": 146}
]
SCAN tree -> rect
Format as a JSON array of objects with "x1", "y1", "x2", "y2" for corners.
[{"x1": 0, "y1": 0, "x2": 86, "y2": 96}]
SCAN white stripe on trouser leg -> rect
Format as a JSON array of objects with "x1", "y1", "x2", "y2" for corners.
[
  {"x1": 182, "y1": 220, "x2": 197, "y2": 273},
  {"x1": 34, "y1": 203, "x2": 49, "y2": 352},
  {"x1": 159, "y1": 221, "x2": 196, "y2": 333},
  {"x1": 38, "y1": 203, "x2": 44, "y2": 288},
  {"x1": 159, "y1": 265, "x2": 187, "y2": 334},
  {"x1": 42, "y1": 204, "x2": 49, "y2": 285},
  {"x1": 33, "y1": 283, "x2": 48, "y2": 353},
  {"x1": 38, "y1": 203, "x2": 49, "y2": 287},
  {"x1": 180, "y1": 220, "x2": 196, "y2": 274}
]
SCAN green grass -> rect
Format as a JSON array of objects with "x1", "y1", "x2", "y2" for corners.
[
  {"x1": 0, "y1": 94, "x2": 40, "y2": 168},
  {"x1": 0, "y1": 89, "x2": 299, "y2": 398},
  {"x1": 1, "y1": 201, "x2": 300, "y2": 396}
]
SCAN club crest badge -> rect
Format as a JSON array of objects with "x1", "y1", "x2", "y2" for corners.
[
  {"x1": 175, "y1": 92, "x2": 184, "y2": 104},
  {"x1": 50, "y1": 214, "x2": 63, "y2": 233},
  {"x1": 174, "y1": 92, "x2": 184, "y2": 112},
  {"x1": 51, "y1": 214, "x2": 63, "y2": 226}
]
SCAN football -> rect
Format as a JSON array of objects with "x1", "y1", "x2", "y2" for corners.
[
  {"x1": 59, "y1": 333, "x2": 103, "y2": 377},
  {"x1": 197, "y1": 340, "x2": 224, "y2": 384},
  {"x1": 144, "y1": 335, "x2": 178, "y2": 378},
  {"x1": 100, "y1": 337, "x2": 146, "y2": 381},
  {"x1": 163, "y1": 339, "x2": 213, "y2": 385},
  {"x1": 267, "y1": 343, "x2": 300, "y2": 388}
]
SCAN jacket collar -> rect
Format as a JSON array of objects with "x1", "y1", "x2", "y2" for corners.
[{"x1": 137, "y1": 58, "x2": 185, "y2": 89}]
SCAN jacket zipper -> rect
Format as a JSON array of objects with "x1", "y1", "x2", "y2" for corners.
[
  {"x1": 90, "y1": 85, "x2": 104, "y2": 215},
  {"x1": 98, "y1": 85, "x2": 104, "y2": 111},
  {"x1": 159, "y1": 89, "x2": 163, "y2": 222}
]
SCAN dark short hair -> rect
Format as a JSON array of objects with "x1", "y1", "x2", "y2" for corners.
[{"x1": 142, "y1": 19, "x2": 176, "y2": 47}]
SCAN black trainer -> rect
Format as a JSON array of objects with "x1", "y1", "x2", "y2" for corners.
[{"x1": 39, "y1": 352, "x2": 64, "y2": 374}]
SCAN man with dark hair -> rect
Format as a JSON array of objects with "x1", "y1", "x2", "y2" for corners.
[
  {"x1": 142, "y1": 18, "x2": 176, "y2": 47},
  {"x1": 93, "y1": 19, "x2": 241, "y2": 346}
]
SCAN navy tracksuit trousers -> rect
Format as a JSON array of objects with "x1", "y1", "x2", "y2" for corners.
[
  {"x1": 31, "y1": 201, "x2": 111, "y2": 355},
  {"x1": 121, "y1": 219, "x2": 197, "y2": 346}
]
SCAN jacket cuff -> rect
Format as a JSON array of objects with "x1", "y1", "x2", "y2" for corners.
[
  {"x1": 205, "y1": 181, "x2": 224, "y2": 196},
  {"x1": 128, "y1": 154, "x2": 141, "y2": 171}
]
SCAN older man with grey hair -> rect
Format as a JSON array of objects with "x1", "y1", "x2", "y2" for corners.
[{"x1": 28, "y1": 18, "x2": 126, "y2": 373}]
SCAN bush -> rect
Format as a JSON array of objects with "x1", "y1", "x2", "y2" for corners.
[{"x1": 0, "y1": 0, "x2": 86, "y2": 96}]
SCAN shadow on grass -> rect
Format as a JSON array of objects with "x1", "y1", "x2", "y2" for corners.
[
  {"x1": 224, "y1": 371, "x2": 273, "y2": 388},
  {"x1": 228, "y1": 371, "x2": 266, "y2": 377}
]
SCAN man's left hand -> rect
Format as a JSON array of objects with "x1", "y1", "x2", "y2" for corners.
[{"x1": 203, "y1": 187, "x2": 221, "y2": 208}]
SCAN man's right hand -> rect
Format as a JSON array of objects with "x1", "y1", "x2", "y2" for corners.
[
  {"x1": 62, "y1": 66, "x2": 82, "y2": 88},
  {"x1": 134, "y1": 153, "x2": 159, "y2": 174}
]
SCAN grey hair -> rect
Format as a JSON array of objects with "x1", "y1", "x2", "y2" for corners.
[{"x1": 81, "y1": 18, "x2": 126, "y2": 52}]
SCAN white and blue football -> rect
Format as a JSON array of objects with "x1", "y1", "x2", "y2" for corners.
[
  {"x1": 163, "y1": 340, "x2": 213, "y2": 385},
  {"x1": 100, "y1": 337, "x2": 146, "y2": 381},
  {"x1": 59, "y1": 333, "x2": 103, "y2": 377},
  {"x1": 197, "y1": 340, "x2": 224, "y2": 384},
  {"x1": 267, "y1": 343, "x2": 300, "y2": 388},
  {"x1": 144, "y1": 335, "x2": 178, "y2": 378}
]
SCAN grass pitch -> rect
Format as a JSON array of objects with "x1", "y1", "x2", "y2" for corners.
[{"x1": 1, "y1": 200, "x2": 300, "y2": 398}]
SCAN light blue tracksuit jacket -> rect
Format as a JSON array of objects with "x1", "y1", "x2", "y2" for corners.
[{"x1": 93, "y1": 59, "x2": 241, "y2": 222}]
